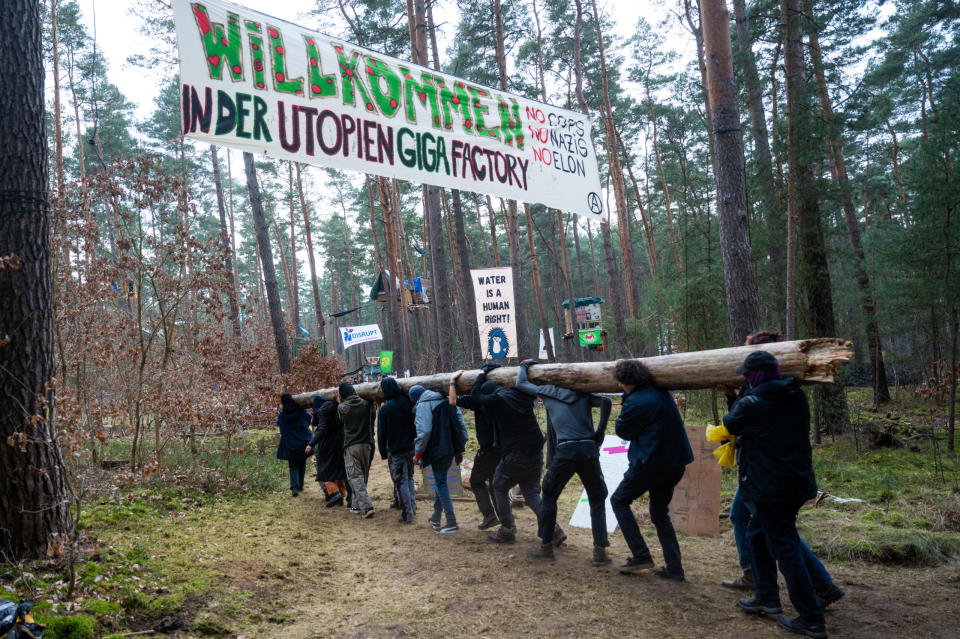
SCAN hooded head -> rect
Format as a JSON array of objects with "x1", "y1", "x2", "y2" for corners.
[
  {"x1": 311, "y1": 395, "x2": 326, "y2": 410},
  {"x1": 408, "y1": 385, "x2": 426, "y2": 404},
  {"x1": 280, "y1": 392, "x2": 298, "y2": 412},
  {"x1": 338, "y1": 381, "x2": 356, "y2": 399},
  {"x1": 736, "y1": 350, "x2": 781, "y2": 388},
  {"x1": 481, "y1": 380, "x2": 500, "y2": 395},
  {"x1": 381, "y1": 376, "x2": 403, "y2": 400}
]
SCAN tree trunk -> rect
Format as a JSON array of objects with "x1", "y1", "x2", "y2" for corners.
[
  {"x1": 243, "y1": 152, "x2": 292, "y2": 373},
  {"x1": 804, "y1": 0, "x2": 890, "y2": 404},
  {"x1": 0, "y1": 0, "x2": 72, "y2": 559},
  {"x1": 701, "y1": 0, "x2": 762, "y2": 346},
  {"x1": 211, "y1": 145, "x2": 242, "y2": 338},
  {"x1": 298, "y1": 164, "x2": 326, "y2": 341},
  {"x1": 781, "y1": 0, "x2": 802, "y2": 340},
  {"x1": 781, "y1": 0, "x2": 848, "y2": 436},
  {"x1": 525, "y1": 204, "x2": 556, "y2": 361},
  {"x1": 270, "y1": 211, "x2": 295, "y2": 328},
  {"x1": 295, "y1": 338, "x2": 853, "y2": 403},
  {"x1": 287, "y1": 163, "x2": 301, "y2": 336},
  {"x1": 732, "y1": 0, "x2": 784, "y2": 313},
  {"x1": 451, "y1": 189, "x2": 480, "y2": 364},
  {"x1": 493, "y1": 0, "x2": 531, "y2": 357},
  {"x1": 601, "y1": 221, "x2": 631, "y2": 357},
  {"x1": 586, "y1": 0, "x2": 639, "y2": 315}
]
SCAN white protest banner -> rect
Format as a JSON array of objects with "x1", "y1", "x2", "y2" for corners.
[
  {"x1": 471, "y1": 267, "x2": 517, "y2": 360},
  {"x1": 340, "y1": 324, "x2": 383, "y2": 350},
  {"x1": 569, "y1": 434, "x2": 631, "y2": 532},
  {"x1": 538, "y1": 327, "x2": 555, "y2": 360},
  {"x1": 172, "y1": 0, "x2": 604, "y2": 219}
]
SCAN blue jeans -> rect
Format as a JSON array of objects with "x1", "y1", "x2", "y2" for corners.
[
  {"x1": 287, "y1": 459, "x2": 305, "y2": 491},
  {"x1": 611, "y1": 463, "x2": 686, "y2": 577},
  {"x1": 389, "y1": 453, "x2": 417, "y2": 522},
  {"x1": 744, "y1": 500, "x2": 832, "y2": 588},
  {"x1": 731, "y1": 488, "x2": 753, "y2": 571},
  {"x1": 431, "y1": 455, "x2": 456, "y2": 526},
  {"x1": 750, "y1": 500, "x2": 825, "y2": 623}
]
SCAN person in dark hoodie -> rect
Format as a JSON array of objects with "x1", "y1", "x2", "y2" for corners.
[
  {"x1": 378, "y1": 377, "x2": 417, "y2": 524},
  {"x1": 448, "y1": 370, "x2": 502, "y2": 531},
  {"x1": 276, "y1": 392, "x2": 313, "y2": 497},
  {"x1": 306, "y1": 395, "x2": 347, "y2": 507},
  {"x1": 723, "y1": 351, "x2": 828, "y2": 639},
  {"x1": 470, "y1": 364, "x2": 548, "y2": 545},
  {"x1": 610, "y1": 360, "x2": 694, "y2": 581},
  {"x1": 338, "y1": 381, "x2": 377, "y2": 518},
  {"x1": 411, "y1": 384, "x2": 469, "y2": 534},
  {"x1": 516, "y1": 359, "x2": 612, "y2": 565}
]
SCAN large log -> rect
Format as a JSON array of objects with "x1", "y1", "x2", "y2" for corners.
[{"x1": 292, "y1": 338, "x2": 853, "y2": 406}]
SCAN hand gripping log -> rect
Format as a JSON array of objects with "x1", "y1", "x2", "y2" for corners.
[{"x1": 292, "y1": 338, "x2": 853, "y2": 407}]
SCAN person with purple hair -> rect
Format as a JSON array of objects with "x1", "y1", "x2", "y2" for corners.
[{"x1": 724, "y1": 351, "x2": 832, "y2": 638}]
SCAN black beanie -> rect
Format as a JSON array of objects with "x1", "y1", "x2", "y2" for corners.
[{"x1": 338, "y1": 381, "x2": 356, "y2": 398}]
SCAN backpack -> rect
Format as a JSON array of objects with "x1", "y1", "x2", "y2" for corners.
[{"x1": 424, "y1": 402, "x2": 465, "y2": 465}]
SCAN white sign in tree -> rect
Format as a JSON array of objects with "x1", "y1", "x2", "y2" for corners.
[
  {"x1": 471, "y1": 267, "x2": 518, "y2": 360},
  {"x1": 340, "y1": 324, "x2": 383, "y2": 350},
  {"x1": 171, "y1": 0, "x2": 604, "y2": 219}
]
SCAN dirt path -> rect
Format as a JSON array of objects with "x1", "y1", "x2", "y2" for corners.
[{"x1": 169, "y1": 460, "x2": 960, "y2": 638}]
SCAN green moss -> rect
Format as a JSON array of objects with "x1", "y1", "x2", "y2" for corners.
[
  {"x1": 79, "y1": 561, "x2": 104, "y2": 586},
  {"x1": 85, "y1": 599, "x2": 122, "y2": 616},
  {"x1": 1, "y1": 590, "x2": 20, "y2": 603},
  {"x1": 121, "y1": 591, "x2": 151, "y2": 612},
  {"x1": 147, "y1": 593, "x2": 184, "y2": 615},
  {"x1": 36, "y1": 614, "x2": 96, "y2": 639},
  {"x1": 193, "y1": 611, "x2": 233, "y2": 636}
]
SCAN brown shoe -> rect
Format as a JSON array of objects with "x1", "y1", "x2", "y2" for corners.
[
  {"x1": 722, "y1": 571, "x2": 754, "y2": 590},
  {"x1": 528, "y1": 543, "x2": 554, "y2": 560},
  {"x1": 592, "y1": 546, "x2": 611, "y2": 566}
]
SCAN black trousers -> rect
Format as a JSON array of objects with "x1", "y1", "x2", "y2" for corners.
[
  {"x1": 470, "y1": 447, "x2": 502, "y2": 518},
  {"x1": 540, "y1": 441, "x2": 608, "y2": 547},
  {"x1": 492, "y1": 449, "x2": 544, "y2": 531}
]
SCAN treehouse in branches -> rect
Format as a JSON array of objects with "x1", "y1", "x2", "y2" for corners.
[
  {"x1": 369, "y1": 269, "x2": 431, "y2": 309},
  {"x1": 562, "y1": 296, "x2": 606, "y2": 350}
]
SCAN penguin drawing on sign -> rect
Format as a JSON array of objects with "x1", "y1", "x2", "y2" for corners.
[{"x1": 488, "y1": 328, "x2": 508, "y2": 359}]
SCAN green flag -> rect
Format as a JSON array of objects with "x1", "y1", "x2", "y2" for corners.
[
  {"x1": 379, "y1": 350, "x2": 394, "y2": 374},
  {"x1": 578, "y1": 329, "x2": 601, "y2": 347}
]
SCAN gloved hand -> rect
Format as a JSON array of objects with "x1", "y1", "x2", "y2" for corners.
[
  {"x1": 481, "y1": 363, "x2": 502, "y2": 374},
  {"x1": 521, "y1": 359, "x2": 538, "y2": 367},
  {"x1": 455, "y1": 452, "x2": 463, "y2": 465}
]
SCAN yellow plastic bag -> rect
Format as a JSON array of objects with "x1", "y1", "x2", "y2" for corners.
[
  {"x1": 705, "y1": 424, "x2": 732, "y2": 443},
  {"x1": 713, "y1": 441, "x2": 736, "y2": 469}
]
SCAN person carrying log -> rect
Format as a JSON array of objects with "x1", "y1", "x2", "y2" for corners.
[
  {"x1": 723, "y1": 350, "x2": 829, "y2": 639},
  {"x1": 338, "y1": 381, "x2": 377, "y2": 518},
  {"x1": 377, "y1": 377, "x2": 418, "y2": 524},
  {"x1": 470, "y1": 363, "x2": 554, "y2": 545},
  {"x1": 306, "y1": 395, "x2": 348, "y2": 507},
  {"x1": 515, "y1": 359, "x2": 612, "y2": 565},
  {"x1": 610, "y1": 360, "x2": 694, "y2": 581},
  {"x1": 449, "y1": 370, "x2": 503, "y2": 531},
  {"x1": 410, "y1": 384, "x2": 469, "y2": 534},
  {"x1": 276, "y1": 392, "x2": 313, "y2": 497}
]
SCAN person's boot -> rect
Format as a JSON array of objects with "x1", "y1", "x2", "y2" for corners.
[
  {"x1": 618, "y1": 556, "x2": 655, "y2": 574},
  {"x1": 592, "y1": 546, "x2": 611, "y2": 567},
  {"x1": 528, "y1": 543, "x2": 554, "y2": 560},
  {"x1": 487, "y1": 526, "x2": 516, "y2": 544},
  {"x1": 777, "y1": 615, "x2": 828, "y2": 639},
  {"x1": 477, "y1": 512, "x2": 500, "y2": 530},
  {"x1": 326, "y1": 492, "x2": 343, "y2": 508},
  {"x1": 816, "y1": 582, "x2": 845, "y2": 608},
  {"x1": 551, "y1": 525, "x2": 567, "y2": 547},
  {"x1": 428, "y1": 512, "x2": 442, "y2": 531},
  {"x1": 721, "y1": 569, "x2": 754, "y2": 590},
  {"x1": 737, "y1": 597, "x2": 783, "y2": 615}
]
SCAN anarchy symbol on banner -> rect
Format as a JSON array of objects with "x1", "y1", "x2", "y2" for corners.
[{"x1": 587, "y1": 192, "x2": 603, "y2": 215}]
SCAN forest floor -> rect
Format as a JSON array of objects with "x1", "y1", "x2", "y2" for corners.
[{"x1": 4, "y1": 390, "x2": 960, "y2": 638}]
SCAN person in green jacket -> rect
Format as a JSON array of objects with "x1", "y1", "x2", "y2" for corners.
[{"x1": 338, "y1": 381, "x2": 376, "y2": 518}]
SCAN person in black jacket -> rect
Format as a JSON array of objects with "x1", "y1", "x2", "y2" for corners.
[
  {"x1": 610, "y1": 360, "x2": 694, "y2": 580},
  {"x1": 306, "y1": 395, "x2": 347, "y2": 507},
  {"x1": 723, "y1": 350, "x2": 828, "y2": 639},
  {"x1": 449, "y1": 370, "x2": 503, "y2": 531},
  {"x1": 516, "y1": 359, "x2": 612, "y2": 565},
  {"x1": 276, "y1": 393, "x2": 313, "y2": 497},
  {"x1": 470, "y1": 364, "x2": 547, "y2": 545},
  {"x1": 377, "y1": 377, "x2": 418, "y2": 523}
]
